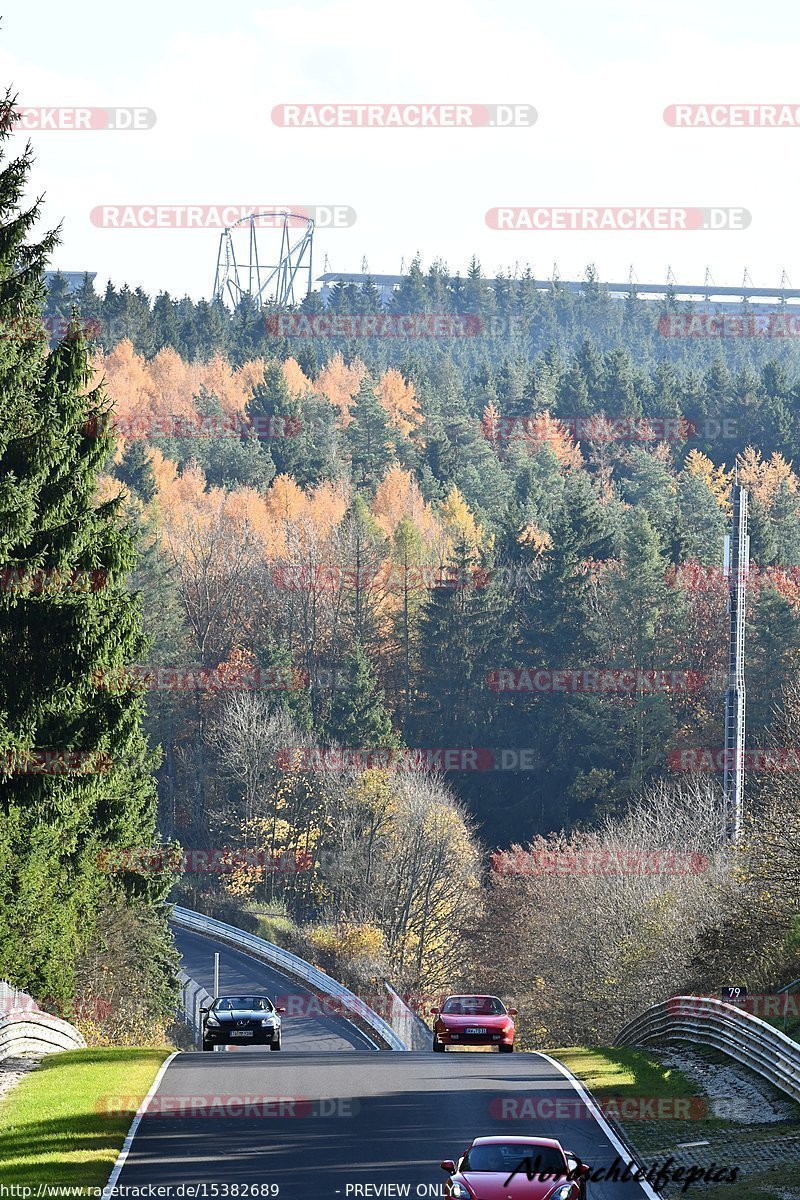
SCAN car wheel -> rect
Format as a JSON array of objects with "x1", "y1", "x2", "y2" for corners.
[
  {"x1": 432, "y1": 1037, "x2": 445, "y2": 1052},
  {"x1": 270, "y1": 1036, "x2": 282, "y2": 1051},
  {"x1": 498, "y1": 1043, "x2": 514, "y2": 1053}
]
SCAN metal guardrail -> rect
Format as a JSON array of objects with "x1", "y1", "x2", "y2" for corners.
[
  {"x1": 0, "y1": 1013, "x2": 86, "y2": 1060},
  {"x1": 0, "y1": 978, "x2": 86, "y2": 1060},
  {"x1": 384, "y1": 983, "x2": 431, "y2": 1051},
  {"x1": 178, "y1": 969, "x2": 213, "y2": 1047},
  {"x1": 614, "y1": 995, "x2": 800, "y2": 1104},
  {"x1": 171, "y1": 905, "x2": 409, "y2": 1050}
]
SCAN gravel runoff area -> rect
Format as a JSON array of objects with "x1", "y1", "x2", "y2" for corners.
[
  {"x1": 622, "y1": 1046, "x2": 800, "y2": 1197},
  {"x1": 0, "y1": 1054, "x2": 42, "y2": 1103},
  {"x1": 657, "y1": 1047, "x2": 799, "y2": 1124}
]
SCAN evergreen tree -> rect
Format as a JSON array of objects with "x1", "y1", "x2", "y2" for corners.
[
  {"x1": 0, "y1": 94, "x2": 167, "y2": 1001},
  {"x1": 408, "y1": 536, "x2": 506, "y2": 782},
  {"x1": 347, "y1": 374, "x2": 393, "y2": 491},
  {"x1": 339, "y1": 494, "x2": 386, "y2": 646},
  {"x1": 116, "y1": 441, "x2": 156, "y2": 503},
  {"x1": 748, "y1": 496, "x2": 777, "y2": 567},
  {"x1": 747, "y1": 586, "x2": 800, "y2": 735},
  {"x1": 323, "y1": 643, "x2": 400, "y2": 752},
  {"x1": 604, "y1": 509, "x2": 680, "y2": 792}
]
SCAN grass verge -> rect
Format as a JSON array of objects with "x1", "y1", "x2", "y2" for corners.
[
  {"x1": 0, "y1": 1047, "x2": 171, "y2": 1191},
  {"x1": 549, "y1": 1045, "x2": 698, "y2": 1101},
  {"x1": 699, "y1": 1162, "x2": 800, "y2": 1200}
]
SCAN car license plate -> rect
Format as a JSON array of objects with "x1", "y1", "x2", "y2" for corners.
[
  {"x1": 231, "y1": 1030, "x2": 254, "y2": 1037},
  {"x1": 465, "y1": 1027, "x2": 487, "y2": 1034}
]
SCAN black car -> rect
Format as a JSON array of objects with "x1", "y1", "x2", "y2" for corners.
[{"x1": 201, "y1": 994, "x2": 286, "y2": 1051}]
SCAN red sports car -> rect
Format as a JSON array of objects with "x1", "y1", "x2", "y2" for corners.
[
  {"x1": 441, "y1": 1136, "x2": 590, "y2": 1200},
  {"x1": 431, "y1": 995, "x2": 517, "y2": 1052}
]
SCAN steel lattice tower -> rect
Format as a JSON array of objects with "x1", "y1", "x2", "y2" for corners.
[{"x1": 723, "y1": 483, "x2": 749, "y2": 841}]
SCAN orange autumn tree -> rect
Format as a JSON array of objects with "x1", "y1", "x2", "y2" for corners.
[
  {"x1": 147, "y1": 346, "x2": 197, "y2": 425},
  {"x1": 306, "y1": 480, "x2": 350, "y2": 537},
  {"x1": 737, "y1": 447, "x2": 798, "y2": 512},
  {"x1": 158, "y1": 463, "x2": 271, "y2": 664},
  {"x1": 480, "y1": 402, "x2": 501, "y2": 446},
  {"x1": 196, "y1": 353, "x2": 251, "y2": 417},
  {"x1": 99, "y1": 339, "x2": 156, "y2": 428},
  {"x1": 239, "y1": 358, "x2": 267, "y2": 397},
  {"x1": 283, "y1": 357, "x2": 313, "y2": 398},
  {"x1": 376, "y1": 369, "x2": 421, "y2": 438},
  {"x1": 533, "y1": 413, "x2": 583, "y2": 470},
  {"x1": 315, "y1": 353, "x2": 366, "y2": 427},
  {"x1": 371, "y1": 466, "x2": 440, "y2": 545}
]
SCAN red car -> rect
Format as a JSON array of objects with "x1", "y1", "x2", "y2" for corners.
[
  {"x1": 431, "y1": 995, "x2": 517, "y2": 1052},
  {"x1": 441, "y1": 1136, "x2": 590, "y2": 1200}
]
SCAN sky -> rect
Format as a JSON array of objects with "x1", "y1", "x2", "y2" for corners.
[{"x1": 4, "y1": 0, "x2": 800, "y2": 301}]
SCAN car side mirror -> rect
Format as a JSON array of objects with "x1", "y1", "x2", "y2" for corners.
[
  {"x1": 508, "y1": 1008, "x2": 518, "y2": 1016},
  {"x1": 277, "y1": 1007, "x2": 287, "y2": 1013},
  {"x1": 440, "y1": 1161, "x2": 455, "y2": 1174},
  {"x1": 200, "y1": 1007, "x2": 210, "y2": 1014},
  {"x1": 431, "y1": 1008, "x2": 440, "y2": 1015}
]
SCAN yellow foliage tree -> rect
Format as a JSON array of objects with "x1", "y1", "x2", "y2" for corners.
[
  {"x1": 148, "y1": 347, "x2": 195, "y2": 424},
  {"x1": 196, "y1": 353, "x2": 250, "y2": 416},
  {"x1": 372, "y1": 465, "x2": 439, "y2": 542},
  {"x1": 738, "y1": 446, "x2": 797, "y2": 511},
  {"x1": 283, "y1": 357, "x2": 313, "y2": 398},
  {"x1": 521, "y1": 523, "x2": 552, "y2": 555},
  {"x1": 683, "y1": 449, "x2": 733, "y2": 512},
  {"x1": 315, "y1": 353, "x2": 366, "y2": 427},
  {"x1": 99, "y1": 339, "x2": 155, "y2": 427},
  {"x1": 376, "y1": 369, "x2": 421, "y2": 438},
  {"x1": 265, "y1": 474, "x2": 308, "y2": 524},
  {"x1": 440, "y1": 485, "x2": 484, "y2": 552}
]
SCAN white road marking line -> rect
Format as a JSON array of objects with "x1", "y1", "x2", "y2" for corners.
[
  {"x1": 101, "y1": 1051, "x2": 178, "y2": 1197},
  {"x1": 536, "y1": 1051, "x2": 662, "y2": 1199}
]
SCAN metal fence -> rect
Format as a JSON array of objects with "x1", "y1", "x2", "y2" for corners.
[
  {"x1": 178, "y1": 969, "x2": 213, "y2": 1047},
  {"x1": 615, "y1": 995, "x2": 800, "y2": 1104},
  {"x1": 383, "y1": 982, "x2": 432, "y2": 1051},
  {"x1": 0, "y1": 979, "x2": 37, "y2": 1016},
  {"x1": 171, "y1": 905, "x2": 409, "y2": 1050}
]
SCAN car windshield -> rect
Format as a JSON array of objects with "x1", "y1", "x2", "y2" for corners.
[
  {"x1": 442, "y1": 996, "x2": 506, "y2": 1015},
  {"x1": 461, "y1": 1145, "x2": 567, "y2": 1176},
  {"x1": 214, "y1": 996, "x2": 273, "y2": 1012}
]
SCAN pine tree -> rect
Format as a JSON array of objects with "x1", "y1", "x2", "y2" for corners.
[
  {"x1": 323, "y1": 643, "x2": 400, "y2": 752},
  {"x1": 748, "y1": 586, "x2": 800, "y2": 735},
  {"x1": 116, "y1": 440, "x2": 156, "y2": 503},
  {"x1": 347, "y1": 374, "x2": 393, "y2": 491},
  {"x1": 0, "y1": 92, "x2": 167, "y2": 1001}
]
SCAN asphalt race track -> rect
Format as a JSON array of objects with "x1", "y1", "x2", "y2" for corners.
[
  {"x1": 174, "y1": 926, "x2": 377, "y2": 1051},
  {"x1": 112, "y1": 930, "x2": 659, "y2": 1198},
  {"x1": 112, "y1": 1052, "x2": 661, "y2": 1199}
]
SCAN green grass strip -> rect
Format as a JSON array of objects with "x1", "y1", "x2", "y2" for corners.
[{"x1": 0, "y1": 1047, "x2": 172, "y2": 1191}]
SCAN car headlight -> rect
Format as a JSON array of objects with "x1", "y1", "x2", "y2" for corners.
[
  {"x1": 551, "y1": 1186, "x2": 573, "y2": 1200},
  {"x1": 450, "y1": 1184, "x2": 470, "y2": 1199},
  {"x1": 205, "y1": 1014, "x2": 220, "y2": 1027},
  {"x1": 261, "y1": 1017, "x2": 277, "y2": 1026}
]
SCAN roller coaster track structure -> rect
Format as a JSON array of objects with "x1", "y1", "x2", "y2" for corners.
[{"x1": 213, "y1": 212, "x2": 314, "y2": 309}]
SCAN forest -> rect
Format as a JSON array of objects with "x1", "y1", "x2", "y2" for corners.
[{"x1": 5, "y1": 241, "x2": 800, "y2": 1044}]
